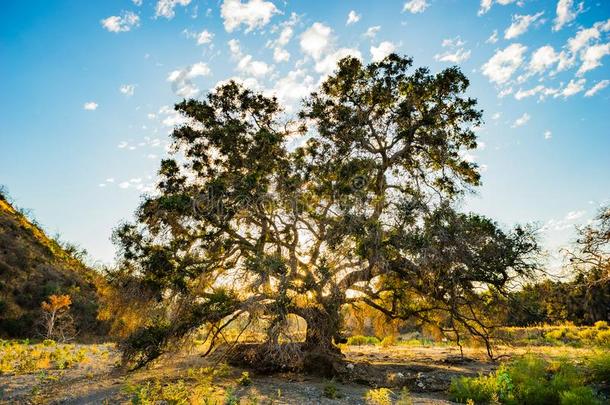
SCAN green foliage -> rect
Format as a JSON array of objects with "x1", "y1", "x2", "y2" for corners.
[
  {"x1": 346, "y1": 335, "x2": 381, "y2": 346},
  {"x1": 364, "y1": 388, "x2": 393, "y2": 405},
  {"x1": 238, "y1": 371, "x2": 252, "y2": 386},
  {"x1": 0, "y1": 340, "x2": 110, "y2": 374},
  {"x1": 499, "y1": 324, "x2": 610, "y2": 348},
  {"x1": 125, "y1": 380, "x2": 191, "y2": 405},
  {"x1": 380, "y1": 335, "x2": 396, "y2": 347},
  {"x1": 397, "y1": 387, "x2": 413, "y2": 405},
  {"x1": 559, "y1": 387, "x2": 602, "y2": 405},
  {"x1": 587, "y1": 351, "x2": 610, "y2": 384},
  {"x1": 323, "y1": 379, "x2": 341, "y2": 399},
  {"x1": 449, "y1": 355, "x2": 603, "y2": 404}
]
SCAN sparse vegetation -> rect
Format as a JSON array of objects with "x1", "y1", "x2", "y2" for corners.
[
  {"x1": 0, "y1": 340, "x2": 111, "y2": 375},
  {"x1": 323, "y1": 379, "x2": 341, "y2": 399},
  {"x1": 449, "y1": 355, "x2": 604, "y2": 404},
  {"x1": 364, "y1": 387, "x2": 393, "y2": 405}
]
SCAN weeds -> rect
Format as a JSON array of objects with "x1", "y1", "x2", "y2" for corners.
[
  {"x1": 0, "y1": 340, "x2": 107, "y2": 374},
  {"x1": 449, "y1": 354, "x2": 603, "y2": 404},
  {"x1": 364, "y1": 387, "x2": 393, "y2": 405},
  {"x1": 323, "y1": 379, "x2": 341, "y2": 399}
]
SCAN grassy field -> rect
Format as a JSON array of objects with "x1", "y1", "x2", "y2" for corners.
[{"x1": 1, "y1": 326, "x2": 609, "y2": 404}]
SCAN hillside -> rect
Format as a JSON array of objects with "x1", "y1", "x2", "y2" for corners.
[{"x1": 0, "y1": 192, "x2": 107, "y2": 339}]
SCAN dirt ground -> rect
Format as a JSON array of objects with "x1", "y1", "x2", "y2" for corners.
[{"x1": 0, "y1": 344, "x2": 524, "y2": 404}]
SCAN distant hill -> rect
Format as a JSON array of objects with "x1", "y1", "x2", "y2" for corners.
[{"x1": 0, "y1": 191, "x2": 107, "y2": 339}]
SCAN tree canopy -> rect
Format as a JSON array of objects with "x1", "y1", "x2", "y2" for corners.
[{"x1": 114, "y1": 54, "x2": 538, "y2": 371}]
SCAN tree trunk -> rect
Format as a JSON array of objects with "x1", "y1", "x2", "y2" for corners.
[{"x1": 300, "y1": 306, "x2": 345, "y2": 377}]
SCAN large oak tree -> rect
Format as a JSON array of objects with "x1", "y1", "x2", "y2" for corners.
[{"x1": 114, "y1": 55, "x2": 538, "y2": 372}]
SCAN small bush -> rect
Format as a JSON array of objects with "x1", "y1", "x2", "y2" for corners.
[
  {"x1": 450, "y1": 374, "x2": 498, "y2": 403},
  {"x1": 347, "y1": 335, "x2": 380, "y2": 346},
  {"x1": 238, "y1": 371, "x2": 252, "y2": 386},
  {"x1": 381, "y1": 335, "x2": 396, "y2": 348},
  {"x1": 594, "y1": 321, "x2": 609, "y2": 330},
  {"x1": 587, "y1": 351, "x2": 610, "y2": 383},
  {"x1": 323, "y1": 380, "x2": 340, "y2": 399},
  {"x1": 364, "y1": 388, "x2": 393, "y2": 405},
  {"x1": 450, "y1": 355, "x2": 602, "y2": 404},
  {"x1": 397, "y1": 387, "x2": 413, "y2": 405},
  {"x1": 559, "y1": 386, "x2": 602, "y2": 405},
  {"x1": 594, "y1": 330, "x2": 610, "y2": 347}
]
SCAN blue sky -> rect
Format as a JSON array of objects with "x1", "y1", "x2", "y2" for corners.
[{"x1": 1, "y1": 0, "x2": 609, "y2": 269}]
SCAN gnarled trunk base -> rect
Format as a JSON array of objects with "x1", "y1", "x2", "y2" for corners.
[{"x1": 226, "y1": 341, "x2": 345, "y2": 377}]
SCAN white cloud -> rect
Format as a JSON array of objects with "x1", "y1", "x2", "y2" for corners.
[
  {"x1": 544, "y1": 130, "x2": 552, "y2": 139},
  {"x1": 119, "y1": 181, "x2": 131, "y2": 189},
  {"x1": 83, "y1": 102, "x2": 98, "y2": 111},
  {"x1": 584, "y1": 80, "x2": 610, "y2": 97},
  {"x1": 276, "y1": 26, "x2": 293, "y2": 47},
  {"x1": 228, "y1": 39, "x2": 272, "y2": 76},
  {"x1": 237, "y1": 55, "x2": 271, "y2": 77},
  {"x1": 267, "y1": 18, "x2": 296, "y2": 63},
  {"x1": 220, "y1": 0, "x2": 279, "y2": 32},
  {"x1": 553, "y1": 0, "x2": 584, "y2": 31},
  {"x1": 498, "y1": 87, "x2": 514, "y2": 98},
  {"x1": 504, "y1": 12, "x2": 544, "y2": 40},
  {"x1": 155, "y1": 0, "x2": 191, "y2": 19},
  {"x1": 403, "y1": 0, "x2": 429, "y2": 14},
  {"x1": 159, "y1": 105, "x2": 188, "y2": 127},
  {"x1": 481, "y1": 43, "x2": 527, "y2": 85},
  {"x1": 120, "y1": 84, "x2": 135, "y2": 96},
  {"x1": 269, "y1": 69, "x2": 315, "y2": 111},
  {"x1": 492, "y1": 112, "x2": 501, "y2": 120},
  {"x1": 478, "y1": 0, "x2": 518, "y2": 16},
  {"x1": 273, "y1": 47, "x2": 290, "y2": 62},
  {"x1": 371, "y1": 41, "x2": 396, "y2": 62},
  {"x1": 300, "y1": 22, "x2": 332, "y2": 60},
  {"x1": 435, "y1": 49, "x2": 471, "y2": 63},
  {"x1": 514, "y1": 85, "x2": 558, "y2": 100},
  {"x1": 486, "y1": 30, "x2": 499, "y2": 44},
  {"x1": 558, "y1": 78, "x2": 586, "y2": 98},
  {"x1": 101, "y1": 12, "x2": 140, "y2": 33},
  {"x1": 442, "y1": 37, "x2": 465, "y2": 48},
  {"x1": 435, "y1": 37, "x2": 470, "y2": 63},
  {"x1": 568, "y1": 27, "x2": 600, "y2": 54},
  {"x1": 315, "y1": 48, "x2": 362, "y2": 76},
  {"x1": 543, "y1": 210, "x2": 586, "y2": 231},
  {"x1": 364, "y1": 26, "x2": 381, "y2": 39},
  {"x1": 196, "y1": 30, "x2": 214, "y2": 45},
  {"x1": 511, "y1": 113, "x2": 530, "y2": 127},
  {"x1": 167, "y1": 62, "x2": 211, "y2": 98},
  {"x1": 228, "y1": 38, "x2": 241, "y2": 55},
  {"x1": 132, "y1": 0, "x2": 143, "y2": 5},
  {"x1": 528, "y1": 45, "x2": 559, "y2": 74},
  {"x1": 577, "y1": 43, "x2": 610, "y2": 76},
  {"x1": 346, "y1": 10, "x2": 361, "y2": 25}
]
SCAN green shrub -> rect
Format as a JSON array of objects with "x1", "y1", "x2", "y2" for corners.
[
  {"x1": 587, "y1": 351, "x2": 610, "y2": 383},
  {"x1": 346, "y1": 335, "x2": 380, "y2": 346},
  {"x1": 323, "y1": 380, "x2": 340, "y2": 399},
  {"x1": 238, "y1": 371, "x2": 252, "y2": 386},
  {"x1": 559, "y1": 387, "x2": 601, "y2": 405},
  {"x1": 380, "y1": 335, "x2": 396, "y2": 347},
  {"x1": 449, "y1": 374, "x2": 499, "y2": 403},
  {"x1": 397, "y1": 387, "x2": 413, "y2": 405},
  {"x1": 594, "y1": 330, "x2": 610, "y2": 347},
  {"x1": 450, "y1": 355, "x2": 602, "y2": 405},
  {"x1": 364, "y1": 388, "x2": 393, "y2": 405}
]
